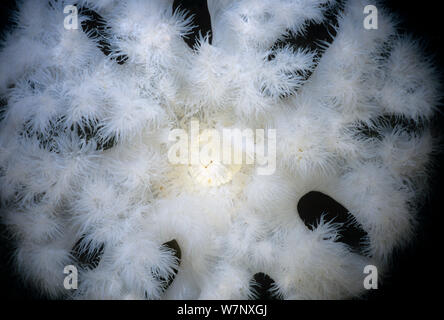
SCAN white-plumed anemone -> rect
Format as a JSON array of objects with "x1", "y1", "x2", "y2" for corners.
[{"x1": 0, "y1": 0, "x2": 440, "y2": 300}]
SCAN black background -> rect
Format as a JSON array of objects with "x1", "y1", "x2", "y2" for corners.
[{"x1": 0, "y1": 0, "x2": 441, "y2": 302}]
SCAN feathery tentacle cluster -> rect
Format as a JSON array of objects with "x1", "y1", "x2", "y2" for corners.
[{"x1": 0, "y1": 0, "x2": 440, "y2": 299}]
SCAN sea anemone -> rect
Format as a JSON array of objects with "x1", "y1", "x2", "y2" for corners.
[{"x1": 0, "y1": 0, "x2": 440, "y2": 299}]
